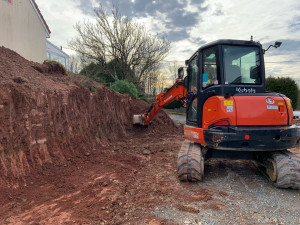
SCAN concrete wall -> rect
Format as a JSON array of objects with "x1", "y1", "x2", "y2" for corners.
[{"x1": 0, "y1": 0, "x2": 47, "y2": 63}]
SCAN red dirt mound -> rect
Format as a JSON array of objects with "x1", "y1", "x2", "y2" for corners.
[{"x1": 0, "y1": 47, "x2": 181, "y2": 186}]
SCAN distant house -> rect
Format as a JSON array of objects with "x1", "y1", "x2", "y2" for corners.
[
  {"x1": 46, "y1": 40, "x2": 69, "y2": 70},
  {"x1": 0, "y1": 0, "x2": 50, "y2": 63}
]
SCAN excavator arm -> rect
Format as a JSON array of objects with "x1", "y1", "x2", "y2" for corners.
[{"x1": 133, "y1": 78, "x2": 187, "y2": 125}]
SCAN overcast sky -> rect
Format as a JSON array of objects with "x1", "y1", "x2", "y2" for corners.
[{"x1": 36, "y1": 0, "x2": 300, "y2": 82}]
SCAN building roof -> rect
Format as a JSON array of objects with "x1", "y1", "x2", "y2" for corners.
[{"x1": 30, "y1": 0, "x2": 51, "y2": 38}]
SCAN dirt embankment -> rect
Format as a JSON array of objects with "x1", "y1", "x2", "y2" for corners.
[
  {"x1": 0, "y1": 47, "x2": 299, "y2": 225},
  {"x1": 0, "y1": 47, "x2": 179, "y2": 187}
]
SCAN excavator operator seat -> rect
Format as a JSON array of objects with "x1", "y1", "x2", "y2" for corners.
[{"x1": 225, "y1": 64, "x2": 241, "y2": 84}]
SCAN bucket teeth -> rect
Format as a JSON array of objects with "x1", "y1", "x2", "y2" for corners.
[{"x1": 133, "y1": 115, "x2": 145, "y2": 125}]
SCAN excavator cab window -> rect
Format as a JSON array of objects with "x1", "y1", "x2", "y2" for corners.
[
  {"x1": 202, "y1": 47, "x2": 219, "y2": 88},
  {"x1": 186, "y1": 56, "x2": 198, "y2": 123},
  {"x1": 223, "y1": 46, "x2": 261, "y2": 84},
  {"x1": 187, "y1": 98, "x2": 198, "y2": 123},
  {"x1": 188, "y1": 56, "x2": 198, "y2": 94}
]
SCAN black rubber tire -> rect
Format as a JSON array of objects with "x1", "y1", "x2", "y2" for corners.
[
  {"x1": 177, "y1": 140, "x2": 204, "y2": 182},
  {"x1": 256, "y1": 150, "x2": 300, "y2": 189},
  {"x1": 273, "y1": 150, "x2": 300, "y2": 189}
]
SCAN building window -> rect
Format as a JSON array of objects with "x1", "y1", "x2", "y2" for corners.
[{"x1": 3, "y1": 0, "x2": 13, "y2": 4}]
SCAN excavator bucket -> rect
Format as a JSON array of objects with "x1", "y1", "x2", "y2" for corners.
[{"x1": 133, "y1": 114, "x2": 145, "y2": 125}]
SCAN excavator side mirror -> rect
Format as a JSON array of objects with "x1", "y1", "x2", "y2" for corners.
[
  {"x1": 274, "y1": 41, "x2": 282, "y2": 48},
  {"x1": 178, "y1": 67, "x2": 184, "y2": 79},
  {"x1": 263, "y1": 41, "x2": 282, "y2": 54}
]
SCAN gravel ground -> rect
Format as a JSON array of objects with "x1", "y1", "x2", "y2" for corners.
[
  {"x1": 151, "y1": 159, "x2": 300, "y2": 225},
  {"x1": 160, "y1": 113, "x2": 300, "y2": 225},
  {"x1": 168, "y1": 113, "x2": 186, "y2": 125}
]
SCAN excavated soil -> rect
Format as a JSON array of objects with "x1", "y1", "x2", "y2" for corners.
[
  {"x1": 0, "y1": 47, "x2": 299, "y2": 225},
  {"x1": 0, "y1": 46, "x2": 178, "y2": 185}
]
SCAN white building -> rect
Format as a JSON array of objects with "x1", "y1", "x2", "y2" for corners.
[
  {"x1": 46, "y1": 40, "x2": 70, "y2": 70},
  {"x1": 0, "y1": 0, "x2": 51, "y2": 63}
]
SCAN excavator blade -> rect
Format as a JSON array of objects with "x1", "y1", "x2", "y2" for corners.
[{"x1": 133, "y1": 114, "x2": 145, "y2": 125}]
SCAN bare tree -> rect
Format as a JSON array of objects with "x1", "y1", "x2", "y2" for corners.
[
  {"x1": 142, "y1": 66, "x2": 159, "y2": 96},
  {"x1": 141, "y1": 66, "x2": 171, "y2": 96},
  {"x1": 69, "y1": 4, "x2": 170, "y2": 86},
  {"x1": 69, "y1": 55, "x2": 81, "y2": 74},
  {"x1": 168, "y1": 61, "x2": 183, "y2": 82},
  {"x1": 156, "y1": 72, "x2": 168, "y2": 94}
]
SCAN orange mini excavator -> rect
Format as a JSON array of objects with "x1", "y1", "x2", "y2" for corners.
[{"x1": 133, "y1": 39, "x2": 300, "y2": 189}]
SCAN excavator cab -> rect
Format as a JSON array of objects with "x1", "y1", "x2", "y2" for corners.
[
  {"x1": 134, "y1": 39, "x2": 300, "y2": 189},
  {"x1": 184, "y1": 40, "x2": 298, "y2": 148},
  {"x1": 185, "y1": 40, "x2": 265, "y2": 128}
]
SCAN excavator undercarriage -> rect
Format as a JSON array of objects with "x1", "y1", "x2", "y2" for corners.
[
  {"x1": 177, "y1": 140, "x2": 300, "y2": 189},
  {"x1": 254, "y1": 150, "x2": 300, "y2": 189},
  {"x1": 177, "y1": 141, "x2": 204, "y2": 182}
]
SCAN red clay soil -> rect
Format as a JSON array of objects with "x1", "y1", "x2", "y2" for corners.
[
  {"x1": 0, "y1": 131, "x2": 219, "y2": 224},
  {"x1": 0, "y1": 46, "x2": 178, "y2": 185},
  {"x1": 0, "y1": 47, "x2": 197, "y2": 224}
]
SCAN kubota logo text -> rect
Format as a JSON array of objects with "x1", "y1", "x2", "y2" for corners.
[{"x1": 235, "y1": 87, "x2": 256, "y2": 93}]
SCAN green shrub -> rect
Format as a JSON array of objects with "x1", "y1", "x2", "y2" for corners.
[
  {"x1": 43, "y1": 60, "x2": 67, "y2": 75},
  {"x1": 266, "y1": 77, "x2": 299, "y2": 109},
  {"x1": 163, "y1": 100, "x2": 184, "y2": 109},
  {"x1": 89, "y1": 86, "x2": 97, "y2": 93},
  {"x1": 161, "y1": 87, "x2": 184, "y2": 109},
  {"x1": 79, "y1": 59, "x2": 136, "y2": 86},
  {"x1": 111, "y1": 80, "x2": 138, "y2": 98},
  {"x1": 138, "y1": 92, "x2": 149, "y2": 102},
  {"x1": 80, "y1": 62, "x2": 115, "y2": 86}
]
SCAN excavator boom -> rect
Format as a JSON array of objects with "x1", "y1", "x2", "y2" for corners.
[{"x1": 133, "y1": 78, "x2": 186, "y2": 125}]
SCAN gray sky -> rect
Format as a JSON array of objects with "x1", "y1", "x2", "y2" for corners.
[{"x1": 36, "y1": 0, "x2": 300, "y2": 82}]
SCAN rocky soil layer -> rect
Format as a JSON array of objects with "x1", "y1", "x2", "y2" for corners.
[{"x1": 0, "y1": 47, "x2": 179, "y2": 187}]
